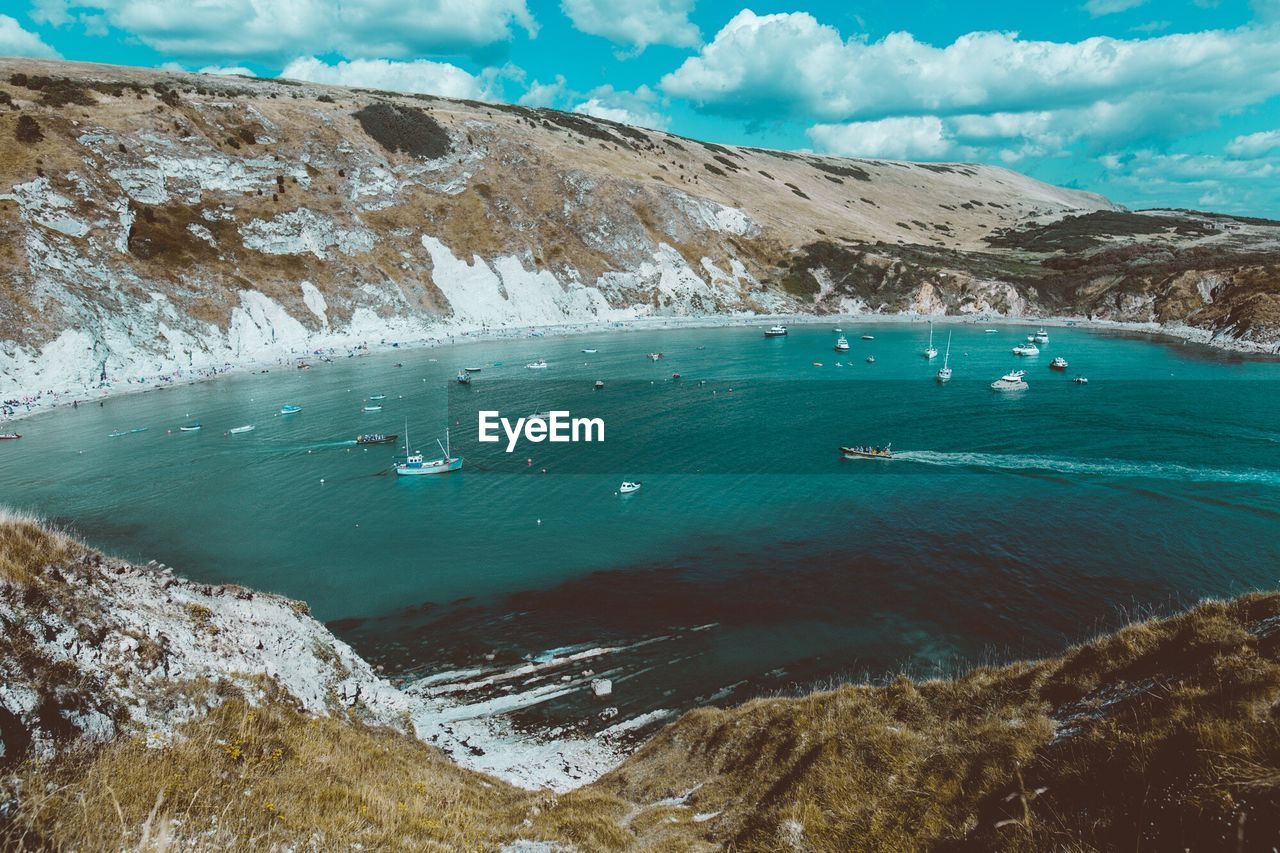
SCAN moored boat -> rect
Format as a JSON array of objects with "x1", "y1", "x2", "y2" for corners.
[
  {"x1": 764, "y1": 325, "x2": 788, "y2": 337},
  {"x1": 180, "y1": 423, "x2": 202, "y2": 432},
  {"x1": 464, "y1": 366, "x2": 482, "y2": 373},
  {"x1": 1034, "y1": 328, "x2": 1050, "y2": 343},
  {"x1": 645, "y1": 352, "x2": 663, "y2": 360},
  {"x1": 1012, "y1": 343, "x2": 1040, "y2": 356},
  {"x1": 594, "y1": 380, "x2": 605, "y2": 390},
  {"x1": 582, "y1": 349, "x2": 598, "y2": 353},
  {"x1": 395, "y1": 425, "x2": 463, "y2": 475},
  {"x1": 861, "y1": 334, "x2": 874, "y2": 340},
  {"x1": 363, "y1": 404, "x2": 383, "y2": 412},
  {"x1": 280, "y1": 404, "x2": 302, "y2": 415},
  {"x1": 866, "y1": 355, "x2": 876, "y2": 363},
  {"x1": 841, "y1": 443, "x2": 892, "y2": 459},
  {"x1": 834, "y1": 335, "x2": 850, "y2": 352},
  {"x1": 1050, "y1": 356, "x2": 1069, "y2": 370},
  {"x1": 228, "y1": 425, "x2": 255, "y2": 434},
  {"x1": 0, "y1": 433, "x2": 20, "y2": 440},
  {"x1": 108, "y1": 430, "x2": 127, "y2": 438},
  {"x1": 937, "y1": 331, "x2": 953, "y2": 383},
  {"x1": 619, "y1": 481, "x2": 642, "y2": 493},
  {"x1": 369, "y1": 394, "x2": 387, "y2": 400},
  {"x1": 526, "y1": 359, "x2": 548, "y2": 369},
  {"x1": 991, "y1": 369, "x2": 1028, "y2": 391},
  {"x1": 923, "y1": 321, "x2": 938, "y2": 360},
  {"x1": 1073, "y1": 376, "x2": 1089, "y2": 384},
  {"x1": 456, "y1": 371, "x2": 472, "y2": 385}
]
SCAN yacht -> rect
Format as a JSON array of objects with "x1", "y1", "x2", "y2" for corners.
[
  {"x1": 834, "y1": 335, "x2": 850, "y2": 352},
  {"x1": 936, "y1": 331, "x2": 953, "y2": 383},
  {"x1": 991, "y1": 370, "x2": 1028, "y2": 391},
  {"x1": 923, "y1": 321, "x2": 938, "y2": 359},
  {"x1": 395, "y1": 425, "x2": 462, "y2": 475},
  {"x1": 1012, "y1": 342, "x2": 1040, "y2": 356},
  {"x1": 619, "y1": 481, "x2": 642, "y2": 493},
  {"x1": 1034, "y1": 328, "x2": 1050, "y2": 343},
  {"x1": 764, "y1": 325, "x2": 788, "y2": 337},
  {"x1": 1050, "y1": 356, "x2": 1069, "y2": 370}
]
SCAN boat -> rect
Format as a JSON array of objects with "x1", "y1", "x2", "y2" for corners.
[
  {"x1": 363, "y1": 404, "x2": 383, "y2": 412},
  {"x1": 1012, "y1": 343, "x2": 1040, "y2": 356},
  {"x1": 645, "y1": 352, "x2": 663, "y2": 361},
  {"x1": 764, "y1": 325, "x2": 788, "y2": 337},
  {"x1": 526, "y1": 359, "x2": 548, "y2": 369},
  {"x1": 861, "y1": 335, "x2": 875, "y2": 340},
  {"x1": 1074, "y1": 376, "x2": 1089, "y2": 384},
  {"x1": 619, "y1": 481, "x2": 642, "y2": 493},
  {"x1": 991, "y1": 370, "x2": 1028, "y2": 391},
  {"x1": 834, "y1": 335, "x2": 850, "y2": 352},
  {"x1": 841, "y1": 443, "x2": 892, "y2": 460},
  {"x1": 356, "y1": 433, "x2": 397, "y2": 445},
  {"x1": 923, "y1": 321, "x2": 938, "y2": 359},
  {"x1": 594, "y1": 380, "x2": 605, "y2": 390},
  {"x1": 866, "y1": 356, "x2": 876, "y2": 363},
  {"x1": 130, "y1": 427, "x2": 148, "y2": 433},
  {"x1": 0, "y1": 433, "x2": 20, "y2": 440},
  {"x1": 180, "y1": 423, "x2": 202, "y2": 432},
  {"x1": 1034, "y1": 328, "x2": 1050, "y2": 343},
  {"x1": 108, "y1": 430, "x2": 127, "y2": 438},
  {"x1": 395, "y1": 425, "x2": 463, "y2": 475},
  {"x1": 582, "y1": 349, "x2": 598, "y2": 354},
  {"x1": 936, "y1": 331, "x2": 953, "y2": 383},
  {"x1": 527, "y1": 411, "x2": 552, "y2": 423},
  {"x1": 369, "y1": 394, "x2": 387, "y2": 400},
  {"x1": 672, "y1": 373, "x2": 681, "y2": 380},
  {"x1": 1050, "y1": 356, "x2": 1069, "y2": 370},
  {"x1": 228, "y1": 425, "x2": 255, "y2": 434},
  {"x1": 296, "y1": 362, "x2": 311, "y2": 370},
  {"x1": 464, "y1": 366, "x2": 482, "y2": 373},
  {"x1": 280, "y1": 404, "x2": 302, "y2": 415},
  {"x1": 984, "y1": 329, "x2": 998, "y2": 333},
  {"x1": 456, "y1": 371, "x2": 472, "y2": 385}
]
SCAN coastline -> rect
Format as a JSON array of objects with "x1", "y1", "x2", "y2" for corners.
[{"x1": 5, "y1": 310, "x2": 1275, "y2": 425}]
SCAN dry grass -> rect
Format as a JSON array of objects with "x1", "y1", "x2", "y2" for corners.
[{"x1": 0, "y1": 510, "x2": 83, "y2": 585}]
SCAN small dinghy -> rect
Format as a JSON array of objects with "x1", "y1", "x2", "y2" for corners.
[
  {"x1": 180, "y1": 423, "x2": 202, "y2": 432},
  {"x1": 582, "y1": 349, "x2": 598, "y2": 354},
  {"x1": 369, "y1": 394, "x2": 387, "y2": 401},
  {"x1": 280, "y1": 404, "x2": 302, "y2": 415},
  {"x1": 645, "y1": 352, "x2": 663, "y2": 361},
  {"x1": 861, "y1": 335, "x2": 875, "y2": 340},
  {"x1": 866, "y1": 356, "x2": 876, "y2": 363},
  {"x1": 363, "y1": 404, "x2": 383, "y2": 412},
  {"x1": 228, "y1": 425, "x2": 255, "y2": 434},
  {"x1": 619, "y1": 481, "x2": 642, "y2": 493},
  {"x1": 464, "y1": 367, "x2": 482, "y2": 373}
]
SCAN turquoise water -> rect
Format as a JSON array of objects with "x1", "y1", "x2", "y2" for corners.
[{"x1": 3, "y1": 322, "x2": 1279, "y2": 724}]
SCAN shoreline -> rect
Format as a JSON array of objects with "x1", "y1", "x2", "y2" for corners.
[{"x1": 4, "y1": 311, "x2": 1276, "y2": 425}]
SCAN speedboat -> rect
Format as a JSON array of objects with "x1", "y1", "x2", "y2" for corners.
[
  {"x1": 923, "y1": 321, "x2": 938, "y2": 359},
  {"x1": 764, "y1": 325, "x2": 788, "y2": 337},
  {"x1": 363, "y1": 404, "x2": 383, "y2": 412},
  {"x1": 180, "y1": 423, "x2": 202, "y2": 432},
  {"x1": 1050, "y1": 356, "x2": 1068, "y2": 370},
  {"x1": 280, "y1": 404, "x2": 302, "y2": 415},
  {"x1": 526, "y1": 359, "x2": 548, "y2": 369},
  {"x1": 1012, "y1": 343, "x2": 1040, "y2": 356},
  {"x1": 991, "y1": 370, "x2": 1028, "y2": 391},
  {"x1": 1034, "y1": 329, "x2": 1050, "y2": 343},
  {"x1": 833, "y1": 327, "x2": 843, "y2": 333},
  {"x1": 0, "y1": 433, "x2": 20, "y2": 440},
  {"x1": 866, "y1": 356, "x2": 876, "y2": 363},
  {"x1": 841, "y1": 444, "x2": 892, "y2": 459},
  {"x1": 594, "y1": 380, "x2": 605, "y2": 390},
  {"x1": 834, "y1": 335, "x2": 850, "y2": 352},
  {"x1": 619, "y1": 481, "x2": 642, "y2": 493},
  {"x1": 356, "y1": 433, "x2": 397, "y2": 445},
  {"x1": 228, "y1": 425, "x2": 255, "y2": 434},
  {"x1": 1073, "y1": 376, "x2": 1089, "y2": 384},
  {"x1": 395, "y1": 426, "x2": 462, "y2": 475},
  {"x1": 456, "y1": 371, "x2": 472, "y2": 385}
]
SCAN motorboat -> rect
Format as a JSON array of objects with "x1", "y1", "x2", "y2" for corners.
[
  {"x1": 923, "y1": 321, "x2": 938, "y2": 360},
  {"x1": 526, "y1": 359, "x2": 548, "y2": 369},
  {"x1": 834, "y1": 335, "x2": 850, "y2": 352},
  {"x1": 369, "y1": 394, "x2": 387, "y2": 400},
  {"x1": 937, "y1": 331, "x2": 953, "y2": 383},
  {"x1": 280, "y1": 404, "x2": 302, "y2": 415},
  {"x1": 108, "y1": 430, "x2": 127, "y2": 438},
  {"x1": 0, "y1": 433, "x2": 20, "y2": 440},
  {"x1": 1073, "y1": 376, "x2": 1089, "y2": 384},
  {"x1": 456, "y1": 371, "x2": 472, "y2": 385},
  {"x1": 841, "y1": 443, "x2": 892, "y2": 459},
  {"x1": 619, "y1": 481, "x2": 642, "y2": 493},
  {"x1": 645, "y1": 352, "x2": 663, "y2": 361},
  {"x1": 984, "y1": 329, "x2": 998, "y2": 333},
  {"x1": 395, "y1": 425, "x2": 463, "y2": 475},
  {"x1": 180, "y1": 423, "x2": 202, "y2": 432},
  {"x1": 228, "y1": 425, "x2": 255, "y2": 434},
  {"x1": 527, "y1": 411, "x2": 552, "y2": 423},
  {"x1": 1012, "y1": 343, "x2": 1040, "y2": 356},
  {"x1": 356, "y1": 433, "x2": 397, "y2": 445},
  {"x1": 764, "y1": 325, "x2": 788, "y2": 337},
  {"x1": 1050, "y1": 356, "x2": 1069, "y2": 370},
  {"x1": 866, "y1": 356, "x2": 876, "y2": 363},
  {"x1": 594, "y1": 380, "x2": 605, "y2": 390},
  {"x1": 1034, "y1": 329, "x2": 1050, "y2": 343},
  {"x1": 991, "y1": 370, "x2": 1028, "y2": 391}
]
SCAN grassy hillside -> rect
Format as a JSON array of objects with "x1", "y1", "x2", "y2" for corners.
[{"x1": 4, "y1": 516, "x2": 1280, "y2": 850}]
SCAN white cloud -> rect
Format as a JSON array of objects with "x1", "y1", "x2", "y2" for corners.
[
  {"x1": 518, "y1": 74, "x2": 566, "y2": 107},
  {"x1": 280, "y1": 57, "x2": 489, "y2": 100},
  {"x1": 0, "y1": 13, "x2": 60, "y2": 57},
  {"x1": 571, "y1": 84, "x2": 669, "y2": 130},
  {"x1": 807, "y1": 116, "x2": 952, "y2": 160},
  {"x1": 1084, "y1": 0, "x2": 1148, "y2": 16},
  {"x1": 198, "y1": 65, "x2": 255, "y2": 77},
  {"x1": 1098, "y1": 147, "x2": 1280, "y2": 214},
  {"x1": 561, "y1": 0, "x2": 699, "y2": 52},
  {"x1": 1226, "y1": 129, "x2": 1280, "y2": 157},
  {"x1": 39, "y1": 0, "x2": 536, "y2": 61}
]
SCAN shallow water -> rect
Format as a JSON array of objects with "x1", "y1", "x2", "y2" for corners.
[{"x1": 4, "y1": 321, "x2": 1279, "y2": 727}]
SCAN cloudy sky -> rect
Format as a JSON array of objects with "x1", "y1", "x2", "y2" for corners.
[{"x1": 3, "y1": 0, "x2": 1280, "y2": 216}]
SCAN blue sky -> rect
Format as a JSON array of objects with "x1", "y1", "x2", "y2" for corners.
[{"x1": 3, "y1": 0, "x2": 1280, "y2": 216}]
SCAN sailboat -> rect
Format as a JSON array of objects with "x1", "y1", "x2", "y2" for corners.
[
  {"x1": 922, "y1": 321, "x2": 938, "y2": 359},
  {"x1": 394, "y1": 422, "x2": 463, "y2": 475},
  {"x1": 936, "y1": 331, "x2": 953, "y2": 383}
]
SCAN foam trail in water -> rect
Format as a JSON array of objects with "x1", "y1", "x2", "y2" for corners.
[{"x1": 894, "y1": 450, "x2": 1280, "y2": 486}]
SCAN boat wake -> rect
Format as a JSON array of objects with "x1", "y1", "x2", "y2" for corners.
[{"x1": 893, "y1": 450, "x2": 1280, "y2": 486}]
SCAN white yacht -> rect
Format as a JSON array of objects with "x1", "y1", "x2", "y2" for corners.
[
  {"x1": 834, "y1": 335, "x2": 850, "y2": 352},
  {"x1": 936, "y1": 331, "x2": 953, "y2": 383},
  {"x1": 923, "y1": 321, "x2": 938, "y2": 359},
  {"x1": 619, "y1": 481, "x2": 642, "y2": 493},
  {"x1": 991, "y1": 369, "x2": 1028, "y2": 391},
  {"x1": 764, "y1": 325, "x2": 788, "y2": 337},
  {"x1": 1050, "y1": 356, "x2": 1069, "y2": 370},
  {"x1": 1034, "y1": 328, "x2": 1050, "y2": 343},
  {"x1": 1012, "y1": 342, "x2": 1040, "y2": 356}
]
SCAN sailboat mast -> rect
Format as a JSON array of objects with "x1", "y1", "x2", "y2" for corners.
[{"x1": 944, "y1": 331, "x2": 951, "y2": 367}]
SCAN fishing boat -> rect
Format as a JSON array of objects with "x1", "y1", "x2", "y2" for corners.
[
  {"x1": 526, "y1": 359, "x2": 548, "y2": 369},
  {"x1": 1012, "y1": 342, "x2": 1040, "y2": 356},
  {"x1": 1073, "y1": 376, "x2": 1089, "y2": 384},
  {"x1": 834, "y1": 335, "x2": 850, "y2": 352},
  {"x1": 1034, "y1": 328, "x2": 1050, "y2": 343},
  {"x1": 456, "y1": 371, "x2": 472, "y2": 385},
  {"x1": 991, "y1": 370, "x2": 1028, "y2": 391},
  {"x1": 180, "y1": 423, "x2": 202, "y2": 432},
  {"x1": 841, "y1": 443, "x2": 892, "y2": 460},
  {"x1": 228, "y1": 425, "x2": 255, "y2": 434},
  {"x1": 764, "y1": 325, "x2": 788, "y2": 337},
  {"x1": 923, "y1": 321, "x2": 938, "y2": 359},
  {"x1": 619, "y1": 481, "x2": 642, "y2": 493},
  {"x1": 1050, "y1": 356, "x2": 1069, "y2": 370},
  {"x1": 356, "y1": 433, "x2": 397, "y2": 445},
  {"x1": 464, "y1": 366, "x2": 482, "y2": 373},
  {"x1": 937, "y1": 331, "x2": 953, "y2": 383},
  {"x1": 363, "y1": 404, "x2": 383, "y2": 412},
  {"x1": 280, "y1": 404, "x2": 302, "y2": 415},
  {"x1": 0, "y1": 433, "x2": 20, "y2": 440},
  {"x1": 594, "y1": 380, "x2": 605, "y2": 390},
  {"x1": 395, "y1": 425, "x2": 463, "y2": 476}
]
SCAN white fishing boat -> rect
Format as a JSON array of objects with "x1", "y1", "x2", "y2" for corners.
[
  {"x1": 395, "y1": 424, "x2": 463, "y2": 476},
  {"x1": 1012, "y1": 343, "x2": 1040, "y2": 356},
  {"x1": 834, "y1": 335, "x2": 850, "y2": 352},
  {"x1": 923, "y1": 321, "x2": 938, "y2": 359},
  {"x1": 619, "y1": 481, "x2": 642, "y2": 493},
  {"x1": 764, "y1": 325, "x2": 788, "y2": 337},
  {"x1": 1050, "y1": 356, "x2": 1069, "y2": 370},
  {"x1": 525, "y1": 359, "x2": 548, "y2": 369},
  {"x1": 228, "y1": 425, "x2": 255, "y2": 434},
  {"x1": 936, "y1": 331, "x2": 953, "y2": 383},
  {"x1": 991, "y1": 369, "x2": 1028, "y2": 391}
]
